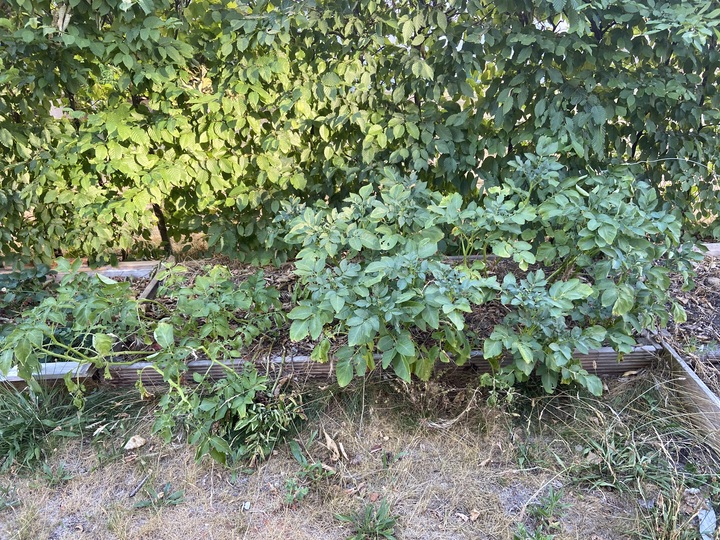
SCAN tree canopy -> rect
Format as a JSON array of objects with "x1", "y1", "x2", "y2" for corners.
[{"x1": 1, "y1": 0, "x2": 719, "y2": 266}]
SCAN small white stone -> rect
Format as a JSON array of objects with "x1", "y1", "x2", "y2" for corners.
[{"x1": 123, "y1": 435, "x2": 147, "y2": 451}]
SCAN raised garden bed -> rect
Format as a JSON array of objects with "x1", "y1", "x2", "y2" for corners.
[
  {"x1": 95, "y1": 257, "x2": 663, "y2": 387},
  {"x1": 0, "y1": 260, "x2": 161, "y2": 385},
  {"x1": 2, "y1": 248, "x2": 718, "y2": 414},
  {"x1": 106, "y1": 342, "x2": 663, "y2": 388},
  {"x1": 660, "y1": 243, "x2": 720, "y2": 452}
]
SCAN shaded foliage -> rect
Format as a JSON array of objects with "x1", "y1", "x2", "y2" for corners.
[{"x1": 1, "y1": 0, "x2": 718, "y2": 266}]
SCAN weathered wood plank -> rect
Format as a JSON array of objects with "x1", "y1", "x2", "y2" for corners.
[
  {"x1": 703, "y1": 243, "x2": 720, "y2": 258},
  {"x1": 136, "y1": 257, "x2": 174, "y2": 301},
  {"x1": 0, "y1": 361, "x2": 96, "y2": 383},
  {"x1": 660, "y1": 339, "x2": 720, "y2": 453},
  {"x1": 464, "y1": 345, "x2": 659, "y2": 375},
  {"x1": 106, "y1": 344, "x2": 661, "y2": 387}
]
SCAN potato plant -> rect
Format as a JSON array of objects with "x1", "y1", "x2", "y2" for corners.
[{"x1": 278, "y1": 163, "x2": 698, "y2": 394}]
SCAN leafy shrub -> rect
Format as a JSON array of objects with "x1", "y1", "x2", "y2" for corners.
[
  {"x1": 0, "y1": 264, "x2": 55, "y2": 320},
  {"x1": 158, "y1": 264, "x2": 284, "y2": 350},
  {"x1": 0, "y1": 262, "x2": 284, "y2": 389},
  {"x1": 1, "y1": 1, "x2": 718, "y2": 267},
  {"x1": 281, "y1": 170, "x2": 499, "y2": 386},
  {"x1": 152, "y1": 363, "x2": 304, "y2": 466},
  {"x1": 0, "y1": 259, "x2": 145, "y2": 389}
]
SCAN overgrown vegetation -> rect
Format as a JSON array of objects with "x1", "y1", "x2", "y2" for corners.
[
  {"x1": 0, "y1": 260, "x2": 283, "y2": 387},
  {"x1": 0, "y1": 383, "x2": 151, "y2": 472},
  {"x1": 2, "y1": 7, "x2": 720, "y2": 516},
  {"x1": 281, "y1": 166, "x2": 698, "y2": 391},
  {"x1": 152, "y1": 364, "x2": 306, "y2": 466},
  {"x1": 2, "y1": 0, "x2": 718, "y2": 266},
  {"x1": 0, "y1": 0, "x2": 717, "y2": 402},
  {"x1": 1, "y1": 0, "x2": 715, "y2": 396}
]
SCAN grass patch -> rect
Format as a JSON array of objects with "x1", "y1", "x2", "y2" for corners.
[
  {"x1": 511, "y1": 374, "x2": 720, "y2": 538},
  {"x1": 0, "y1": 371, "x2": 717, "y2": 539},
  {"x1": 0, "y1": 383, "x2": 148, "y2": 472},
  {"x1": 0, "y1": 384, "x2": 82, "y2": 471}
]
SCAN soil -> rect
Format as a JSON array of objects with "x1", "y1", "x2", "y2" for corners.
[{"x1": 146, "y1": 256, "x2": 536, "y2": 361}]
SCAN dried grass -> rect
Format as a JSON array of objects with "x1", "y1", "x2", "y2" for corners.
[{"x1": 1, "y1": 373, "x2": 715, "y2": 540}]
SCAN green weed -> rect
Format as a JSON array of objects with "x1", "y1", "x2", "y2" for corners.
[
  {"x1": 0, "y1": 483, "x2": 19, "y2": 511},
  {"x1": 133, "y1": 482, "x2": 185, "y2": 510},
  {"x1": 336, "y1": 498, "x2": 399, "y2": 540},
  {"x1": 41, "y1": 462, "x2": 74, "y2": 487},
  {"x1": 283, "y1": 433, "x2": 335, "y2": 506}
]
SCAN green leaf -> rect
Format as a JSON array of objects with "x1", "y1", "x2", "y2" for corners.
[
  {"x1": 515, "y1": 342, "x2": 534, "y2": 364},
  {"x1": 597, "y1": 224, "x2": 617, "y2": 245},
  {"x1": 96, "y1": 274, "x2": 118, "y2": 285},
  {"x1": 483, "y1": 339, "x2": 503, "y2": 359},
  {"x1": 392, "y1": 354, "x2": 411, "y2": 382},
  {"x1": 671, "y1": 302, "x2": 687, "y2": 324},
  {"x1": 436, "y1": 10, "x2": 448, "y2": 31},
  {"x1": 348, "y1": 318, "x2": 377, "y2": 346},
  {"x1": 395, "y1": 333, "x2": 415, "y2": 357},
  {"x1": 600, "y1": 287, "x2": 618, "y2": 308},
  {"x1": 154, "y1": 323, "x2": 175, "y2": 349},
  {"x1": 416, "y1": 240, "x2": 438, "y2": 259},
  {"x1": 288, "y1": 305, "x2": 315, "y2": 320},
  {"x1": 328, "y1": 292, "x2": 345, "y2": 313},
  {"x1": 311, "y1": 338, "x2": 331, "y2": 363},
  {"x1": 92, "y1": 333, "x2": 114, "y2": 356},
  {"x1": 584, "y1": 374, "x2": 603, "y2": 396},
  {"x1": 402, "y1": 20, "x2": 414, "y2": 42},
  {"x1": 321, "y1": 72, "x2": 342, "y2": 87},
  {"x1": 290, "y1": 173, "x2": 306, "y2": 190},
  {"x1": 447, "y1": 310, "x2": 465, "y2": 330},
  {"x1": 492, "y1": 242, "x2": 512, "y2": 258},
  {"x1": 0, "y1": 349, "x2": 12, "y2": 375},
  {"x1": 612, "y1": 287, "x2": 635, "y2": 316},
  {"x1": 0, "y1": 128, "x2": 13, "y2": 148},
  {"x1": 381, "y1": 346, "x2": 396, "y2": 369},
  {"x1": 414, "y1": 353, "x2": 434, "y2": 381},
  {"x1": 289, "y1": 319, "x2": 310, "y2": 341},
  {"x1": 541, "y1": 370, "x2": 558, "y2": 393},
  {"x1": 336, "y1": 352, "x2": 354, "y2": 387},
  {"x1": 421, "y1": 306, "x2": 440, "y2": 329},
  {"x1": 308, "y1": 316, "x2": 324, "y2": 340}
]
